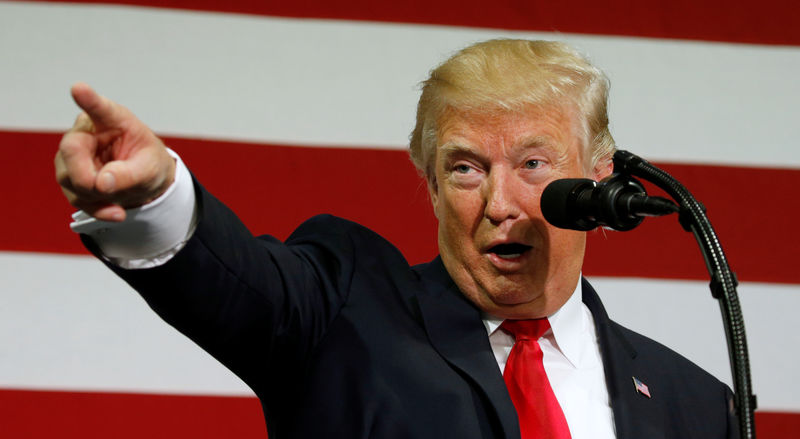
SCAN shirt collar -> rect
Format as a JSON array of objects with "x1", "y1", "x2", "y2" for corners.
[
  {"x1": 482, "y1": 276, "x2": 585, "y2": 368},
  {"x1": 547, "y1": 277, "x2": 584, "y2": 368}
]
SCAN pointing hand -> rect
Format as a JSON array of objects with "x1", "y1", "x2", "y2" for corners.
[{"x1": 55, "y1": 83, "x2": 176, "y2": 222}]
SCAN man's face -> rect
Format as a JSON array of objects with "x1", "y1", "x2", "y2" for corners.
[{"x1": 429, "y1": 105, "x2": 611, "y2": 319}]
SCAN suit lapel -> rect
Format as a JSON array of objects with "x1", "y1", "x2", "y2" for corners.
[
  {"x1": 414, "y1": 257, "x2": 520, "y2": 439},
  {"x1": 582, "y1": 278, "x2": 664, "y2": 439}
]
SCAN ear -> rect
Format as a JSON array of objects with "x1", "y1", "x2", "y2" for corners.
[
  {"x1": 592, "y1": 155, "x2": 614, "y2": 181},
  {"x1": 427, "y1": 175, "x2": 440, "y2": 219}
]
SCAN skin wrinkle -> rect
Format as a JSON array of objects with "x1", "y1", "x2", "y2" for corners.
[{"x1": 428, "y1": 104, "x2": 611, "y2": 320}]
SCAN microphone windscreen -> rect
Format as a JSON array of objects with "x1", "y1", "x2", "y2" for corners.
[{"x1": 540, "y1": 178, "x2": 597, "y2": 231}]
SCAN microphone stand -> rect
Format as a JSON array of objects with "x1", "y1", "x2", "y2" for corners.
[{"x1": 612, "y1": 150, "x2": 756, "y2": 439}]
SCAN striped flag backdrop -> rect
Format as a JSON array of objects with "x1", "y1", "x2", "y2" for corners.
[{"x1": 1, "y1": 1, "x2": 798, "y2": 437}]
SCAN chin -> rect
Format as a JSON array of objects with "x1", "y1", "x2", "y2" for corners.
[
  {"x1": 480, "y1": 284, "x2": 539, "y2": 310},
  {"x1": 481, "y1": 280, "x2": 557, "y2": 317},
  {"x1": 488, "y1": 290, "x2": 530, "y2": 306}
]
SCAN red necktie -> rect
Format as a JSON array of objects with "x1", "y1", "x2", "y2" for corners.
[{"x1": 501, "y1": 319, "x2": 571, "y2": 439}]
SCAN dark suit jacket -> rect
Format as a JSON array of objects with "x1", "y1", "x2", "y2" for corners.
[{"x1": 91, "y1": 182, "x2": 738, "y2": 439}]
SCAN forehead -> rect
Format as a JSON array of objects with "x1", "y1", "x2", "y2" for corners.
[{"x1": 436, "y1": 104, "x2": 584, "y2": 157}]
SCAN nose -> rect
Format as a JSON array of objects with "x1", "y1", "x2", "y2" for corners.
[{"x1": 483, "y1": 170, "x2": 521, "y2": 224}]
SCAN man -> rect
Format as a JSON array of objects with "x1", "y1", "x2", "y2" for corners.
[{"x1": 56, "y1": 39, "x2": 737, "y2": 438}]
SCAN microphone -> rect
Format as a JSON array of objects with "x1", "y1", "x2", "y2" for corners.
[{"x1": 541, "y1": 174, "x2": 679, "y2": 231}]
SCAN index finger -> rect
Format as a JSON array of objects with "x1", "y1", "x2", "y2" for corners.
[{"x1": 70, "y1": 82, "x2": 126, "y2": 129}]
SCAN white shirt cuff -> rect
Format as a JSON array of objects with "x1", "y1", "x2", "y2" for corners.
[{"x1": 70, "y1": 148, "x2": 197, "y2": 269}]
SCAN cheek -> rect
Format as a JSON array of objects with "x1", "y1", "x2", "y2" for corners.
[
  {"x1": 436, "y1": 192, "x2": 484, "y2": 258},
  {"x1": 440, "y1": 190, "x2": 483, "y2": 231},
  {"x1": 543, "y1": 226, "x2": 586, "y2": 262}
]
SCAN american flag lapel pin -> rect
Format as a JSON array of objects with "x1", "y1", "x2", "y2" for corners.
[{"x1": 632, "y1": 376, "x2": 651, "y2": 398}]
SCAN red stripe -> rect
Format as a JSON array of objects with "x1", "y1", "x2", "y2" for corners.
[
  {"x1": 29, "y1": 0, "x2": 800, "y2": 46},
  {"x1": 0, "y1": 388, "x2": 797, "y2": 438},
  {"x1": 2, "y1": 130, "x2": 797, "y2": 284},
  {"x1": 0, "y1": 388, "x2": 266, "y2": 438},
  {"x1": 755, "y1": 411, "x2": 800, "y2": 438}
]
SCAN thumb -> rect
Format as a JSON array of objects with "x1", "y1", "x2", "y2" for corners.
[
  {"x1": 71, "y1": 82, "x2": 128, "y2": 129},
  {"x1": 95, "y1": 161, "x2": 126, "y2": 194},
  {"x1": 95, "y1": 157, "x2": 152, "y2": 196},
  {"x1": 95, "y1": 147, "x2": 174, "y2": 205}
]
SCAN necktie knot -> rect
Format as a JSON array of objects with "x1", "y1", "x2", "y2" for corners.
[{"x1": 500, "y1": 318, "x2": 550, "y2": 342}]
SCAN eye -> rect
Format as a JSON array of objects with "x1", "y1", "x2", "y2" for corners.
[
  {"x1": 454, "y1": 163, "x2": 473, "y2": 174},
  {"x1": 524, "y1": 159, "x2": 541, "y2": 169}
]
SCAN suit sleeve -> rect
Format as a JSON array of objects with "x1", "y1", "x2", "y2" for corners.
[{"x1": 83, "y1": 178, "x2": 357, "y2": 396}]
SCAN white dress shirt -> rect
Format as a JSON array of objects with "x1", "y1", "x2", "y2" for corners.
[
  {"x1": 484, "y1": 283, "x2": 616, "y2": 438},
  {"x1": 72, "y1": 153, "x2": 617, "y2": 438}
]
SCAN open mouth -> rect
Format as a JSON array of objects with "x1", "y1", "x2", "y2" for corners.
[{"x1": 488, "y1": 243, "x2": 532, "y2": 259}]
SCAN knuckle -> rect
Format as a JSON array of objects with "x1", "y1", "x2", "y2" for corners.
[
  {"x1": 58, "y1": 133, "x2": 82, "y2": 155},
  {"x1": 71, "y1": 112, "x2": 94, "y2": 133}
]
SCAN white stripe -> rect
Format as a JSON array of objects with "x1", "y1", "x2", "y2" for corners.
[
  {"x1": 1, "y1": 2, "x2": 799, "y2": 168},
  {"x1": 0, "y1": 251, "x2": 252, "y2": 396},
  {"x1": 1, "y1": 251, "x2": 797, "y2": 410}
]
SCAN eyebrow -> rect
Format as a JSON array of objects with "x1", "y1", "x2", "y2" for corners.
[
  {"x1": 438, "y1": 142, "x2": 478, "y2": 158},
  {"x1": 517, "y1": 135, "x2": 558, "y2": 150}
]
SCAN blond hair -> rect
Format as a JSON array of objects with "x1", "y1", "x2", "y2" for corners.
[{"x1": 409, "y1": 39, "x2": 615, "y2": 180}]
